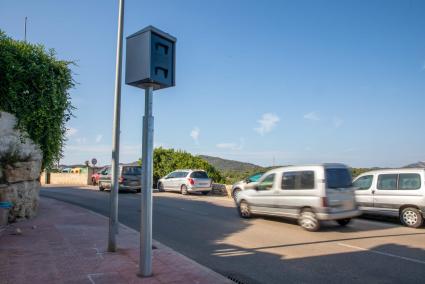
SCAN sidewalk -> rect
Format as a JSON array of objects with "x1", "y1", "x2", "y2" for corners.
[{"x1": 0, "y1": 197, "x2": 231, "y2": 284}]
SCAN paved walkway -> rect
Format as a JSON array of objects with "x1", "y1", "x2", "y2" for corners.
[{"x1": 0, "y1": 197, "x2": 231, "y2": 284}]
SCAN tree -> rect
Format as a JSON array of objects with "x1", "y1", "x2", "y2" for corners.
[
  {"x1": 0, "y1": 30, "x2": 74, "y2": 169},
  {"x1": 140, "y1": 148, "x2": 224, "y2": 186}
]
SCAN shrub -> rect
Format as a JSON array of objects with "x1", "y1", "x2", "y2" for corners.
[
  {"x1": 0, "y1": 30, "x2": 75, "y2": 169},
  {"x1": 140, "y1": 148, "x2": 225, "y2": 185}
]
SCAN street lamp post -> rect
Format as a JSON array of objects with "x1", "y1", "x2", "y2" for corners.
[{"x1": 108, "y1": 0, "x2": 125, "y2": 253}]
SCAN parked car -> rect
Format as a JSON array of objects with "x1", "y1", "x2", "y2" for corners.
[
  {"x1": 91, "y1": 167, "x2": 107, "y2": 185},
  {"x1": 231, "y1": 172, "x2": 264, "y2": 200},
  {"x1": 235, "y1": 164, "x2": 360, "y2": 231},
  {"x1": 98, "y1": 165, "x2": 142, "y2": 192},
  {"x1": 157, "y1": 170, "x2": 212, "y2": 195},
  {"x1": 353, "y1": 168, "x2": 425, "y2": 228}
]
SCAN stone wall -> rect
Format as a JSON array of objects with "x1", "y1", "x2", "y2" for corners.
[
  {"x1": 0, "y1": 111, "x2": 42, "y2": 223},
  {"x1": 40, "y1": 171, "x2": 93, "y2": 186}
]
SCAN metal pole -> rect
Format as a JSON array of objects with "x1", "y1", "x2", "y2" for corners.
[
  {"x1": 24, "y1": 17, "x2": 27, "y2": 42},
  {"x1": 108, "y1": 0, "x2": 125, "y2": 253},
  {"x1": 140, "y1": 86, "x2": 154, "y2": 276}
]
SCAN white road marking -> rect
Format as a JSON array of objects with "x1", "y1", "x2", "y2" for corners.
[
  {"x1": 87, "y1": 273, "x2": 103, "y2": 284},
  {"x1": 338, "y1": 243, "x2": 425, "y2": 265},
  {"x1": 92, "y1": 246, "x2": 104, "y2": 259}
]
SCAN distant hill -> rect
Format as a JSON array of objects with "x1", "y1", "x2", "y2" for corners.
[
  {"x1": 199, "y1": 155, "x2": 264, "y2": 172},
  {"x1": 404, "y1": 161, "x2": 425, "y2": 168}
]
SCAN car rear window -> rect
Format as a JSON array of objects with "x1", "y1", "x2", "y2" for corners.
[
  {"x1": 122, "y1": 166, "x2": 142, "y2": 175},
  {"x1": 326, "y1": 168, "x2": 352, "y2": 188},
  {"x1": 190, "y1": 171, "x2": 209, "y2": 179}
]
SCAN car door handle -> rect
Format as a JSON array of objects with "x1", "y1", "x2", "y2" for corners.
[{"x1": 372, "y1": 190, "x2": 375, "y2": 194}]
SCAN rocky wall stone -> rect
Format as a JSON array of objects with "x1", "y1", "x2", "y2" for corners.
[
  {"x1": 0, "y1": 180, "x2": 40, "y2": 222},
  {"x1": 3, "y1": 161, "x2": 42, "y2": 183},
  {"x1": 0, "y1": 111, "x2": 43, "y2": 223}
]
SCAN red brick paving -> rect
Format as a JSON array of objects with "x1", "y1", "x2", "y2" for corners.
[{"x1": 0, "y1": 198, "x2": 231, "y2": 284}]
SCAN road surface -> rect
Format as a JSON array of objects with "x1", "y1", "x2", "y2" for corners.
[{"x1": 41, "y1": 186, "x2": 425, "y2": 284}]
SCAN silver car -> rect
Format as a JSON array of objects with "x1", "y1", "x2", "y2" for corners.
[
  {"x1": 98, "y1": 164, "x2": 142, "y2": 192},
  {"x1": 354, "y1": 168, "x2": 425, "y2": 228},
  {"x1": 157, "y1": 169, "x2": 212, "y2": 195},
  {"x1": 235, "y1": 164, "x2": 360, "y2": 231}
]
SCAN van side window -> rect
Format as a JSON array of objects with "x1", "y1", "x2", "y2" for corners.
[
  {"x1": 353, "y1": 175, "x2": 373, "y2": 190},
  {"x1": 282, "y1": 171, "x2": 315, "y2": 190},
  {"x1": 398, "y1": 174, "x2": 421, "y2": 190},
  {"x1": 377, "y1": 174, "x2": 398, "y2": 190},
  {"x1": 258, "y1": 174, "x2": 275, "y2": 191}
]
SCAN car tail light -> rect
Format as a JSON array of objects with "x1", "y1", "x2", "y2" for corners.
[
  {"x1": 321, "y1": 197, "x2": 329, "y2": 207},
  {"x1": 188, "y1": 178, "x2": 195, "y2": 185}
]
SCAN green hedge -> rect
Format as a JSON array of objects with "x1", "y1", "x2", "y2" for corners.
[{"x1": 0, "y1": 30, "x2": 74, "y2": 169}]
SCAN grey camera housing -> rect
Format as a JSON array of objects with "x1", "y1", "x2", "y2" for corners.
[{"x1": 125, "y1": 26, "x2": 176, "y2": 90}]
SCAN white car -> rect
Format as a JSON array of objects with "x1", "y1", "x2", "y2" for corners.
[{"x1": 157, "y1": 169, "x2": 212, "y2": 195}]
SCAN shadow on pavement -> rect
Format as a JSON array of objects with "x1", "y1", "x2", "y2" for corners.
[{"x1": 41, "y1": 187, "x2": 425, "y2": 284}]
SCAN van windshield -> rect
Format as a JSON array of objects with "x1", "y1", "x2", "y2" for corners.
[{"x1": 326, "y1": 168, "x2": 352, "y2": 188}]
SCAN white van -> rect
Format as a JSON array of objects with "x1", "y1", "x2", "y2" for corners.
[
  {"x1": 235, "y1": 164, "x2": 360, "y2": 231},
  {"x1": 353, "y1": 168, "x2": 425, "y2": 228}
]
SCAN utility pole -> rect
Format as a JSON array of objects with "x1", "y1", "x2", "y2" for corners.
[
  {"x1": 108, "y1": 0, "x2": 125, "y2": 253},
  {"x1": 24, "y1": 17, "x2": 27, "y2": 42}
]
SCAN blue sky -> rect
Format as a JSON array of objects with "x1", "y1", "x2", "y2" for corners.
[{"x1": 1, "y1": 0, "x2": 425, "y2": 168}]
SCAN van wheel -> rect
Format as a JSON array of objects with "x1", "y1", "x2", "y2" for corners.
[
  {"x1": 99, "y1": 183, "x2": 105, "y2": 191},
  {"x1": 299, "y1": 209, "x2": 320, "y2": 232},
  {"x1": 158, "y1": 182, "x2": 165, "y2": 192},
  {"x1": 336, "y1": 218, "x2": 351, "y2": 227},
  {"x1": 238, "y1": 201, "x2": 251, "y2": 218},
  {"x1": 400, "y1": 207, "x2": 423, "y2": 228},
  {"x1": 181, "y1": 185, "x2": 189, "y2": 195}
]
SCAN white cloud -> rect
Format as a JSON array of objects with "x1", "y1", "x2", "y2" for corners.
[
  {"x1": 66, "y1": 127, "x2": 78, "y2": 137},
  {"x1": 95, "y1": 134, "x2": 103, "y2": 143},
  {"x1": 254, "y1": 113, "x2": 280, "y2": 136},
  {"x1": 303, "y1": 111, "x2": 320, "y2": 121},
  {"x1": 75, "y1": 137, "x2": 87, "y2": 144},
  {"x1": 332, "y1": 117, "x2": 344, "y2": 128},
  {"x1": 190, "y1": 127, "x2": 200, "y2": 144},
  {"x1": 216, "y1": 138, "x2": 245, "y2": 150}
]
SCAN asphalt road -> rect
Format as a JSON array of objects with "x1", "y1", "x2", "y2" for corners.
[{"x1": 41, "y1": 186, "x2": 425, "y2": 284}]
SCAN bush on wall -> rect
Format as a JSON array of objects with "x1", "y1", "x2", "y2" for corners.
[{"x1": 0, "y1": 30, "x2": 74, "y2": 169}]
